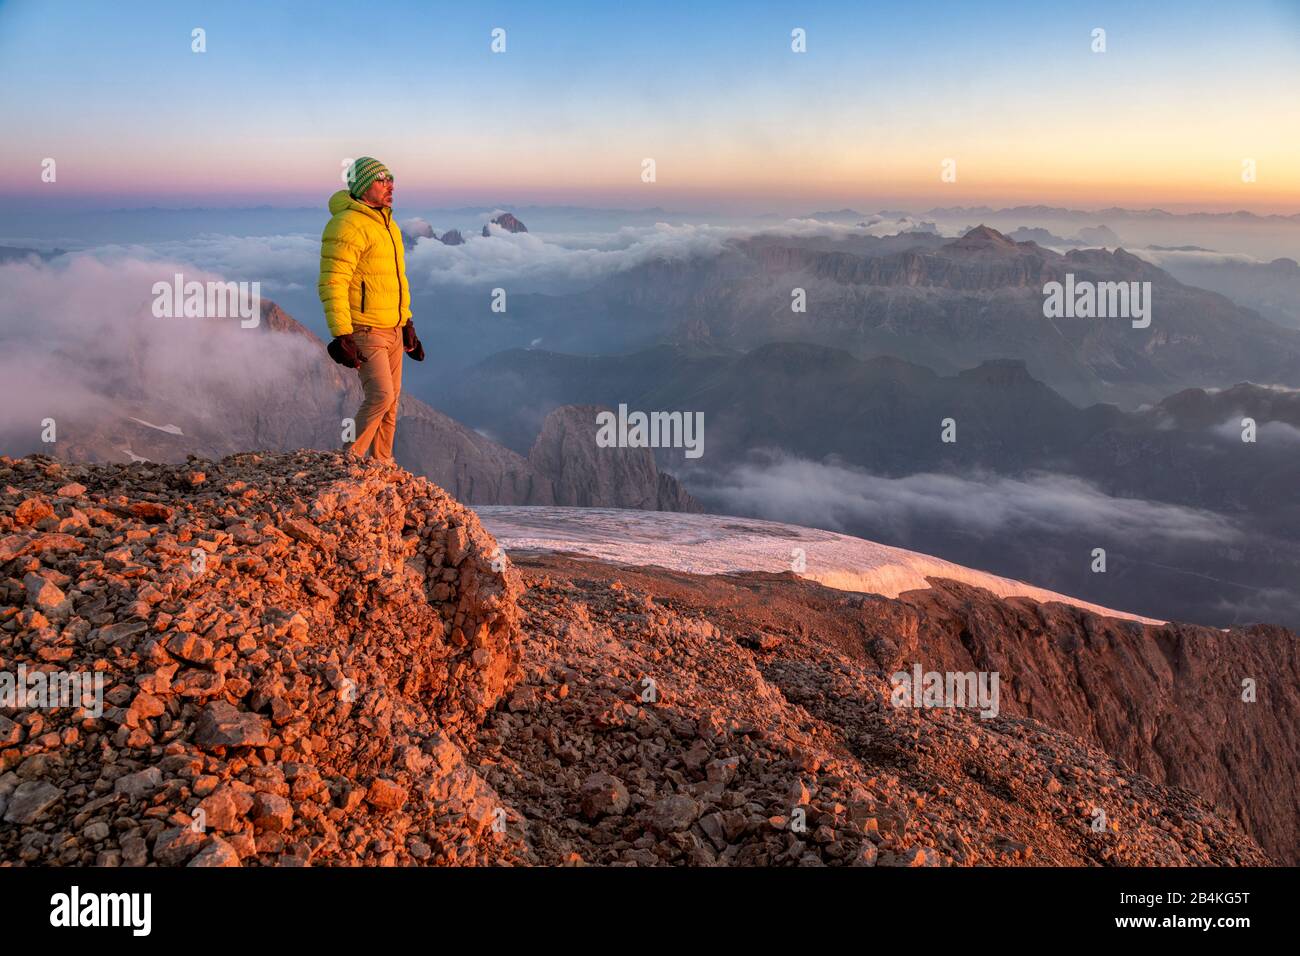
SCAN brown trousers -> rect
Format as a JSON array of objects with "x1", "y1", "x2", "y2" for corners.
[{"x1": 346, "y1": 324, "x2": 404, "y2": 460}]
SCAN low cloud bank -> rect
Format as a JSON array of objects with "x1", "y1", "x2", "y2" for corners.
[
  {"x1": 686, "y1": 452, "x2": 1238, "y2": 545},
  {"x1": 71, "y1": 216, "x2": 951, "y2": 296},
  {"x1": 0, "y1": 254, "x2": 318, "y2": 452}
]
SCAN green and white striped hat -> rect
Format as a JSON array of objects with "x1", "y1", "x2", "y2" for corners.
[{"x1": 346, "y1": 156, "x2": 392, "y2": 199}]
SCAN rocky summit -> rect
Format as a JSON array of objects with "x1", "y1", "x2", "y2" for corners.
[
  {"x1": 0, "y1": 450, "x2": 522, "y2": 866},
  {"x1": 0, "y1": 451, "x2": 1280, "y2": 866}
]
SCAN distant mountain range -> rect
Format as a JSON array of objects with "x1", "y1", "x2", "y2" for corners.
[
  {"x1": 400, "y1": 212, "x2": 529, "y2": 250},
  {"x1": 655, "y1": 226, "x2": 1300, "y2": 408},
  {"x1": 411, "y1": 226, "x2": 1300, "y2": 408},
  {"x1": 0, "y1": 244, "x2": 66, "y2": 263},
  {"x1": 813, "y1": 206, "x2": 1300, "y2": 224},
  {"x1": 1005, "y1": 225, "x2": 1122, "y2": 247},
  {"x1": 434, "y1": 339, "x2": 1300, "y2": 524},
  {"x1": 431, "y1": 338, "x2": 1300, "y2": 628},
  {"x1": 1147, "y1": 253, "x2": 1300, "y2": 330}
]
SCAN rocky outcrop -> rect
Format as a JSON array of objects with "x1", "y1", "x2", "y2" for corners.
[
  {"x1": 944, "y1": 224, "x2": 1024, "y2": 255},
  {"x1": 394, "y1": 403, "x2": 554, "y2": 506},
  {"x1": 526, "y1": 405, "x2": 701, "y2": 512},
  {"x1": 655, "y1": 472, "x2": 699, "y2": 513},
  {"x1": 399, "y1": 219, "x2": 434, "y2": 251},
  {"x1": 1150, "y1": 382, "x2": 1300, "y2": 430},
  {"x1": 482, "y1": 213, "x2": 528, "y2": 237},
  {"x1": 0, "y1": 450, "x2": 524, "y2": 865}
]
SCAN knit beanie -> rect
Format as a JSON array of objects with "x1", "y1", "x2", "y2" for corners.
[{"x1": 346, "y1": 157, "x2": 392, "y2": 199}]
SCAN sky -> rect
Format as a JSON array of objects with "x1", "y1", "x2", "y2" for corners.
[{"x1": 1, "y1": 0, "x2": 1298, "y2": 213}]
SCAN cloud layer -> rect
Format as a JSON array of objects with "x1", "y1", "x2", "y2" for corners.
[
  {"x1": 687, "y1": 453, "x2": 1238, "y2": 545},
  {"x1": 0, "y1": 255, "x2": 318, "y2": 452}
]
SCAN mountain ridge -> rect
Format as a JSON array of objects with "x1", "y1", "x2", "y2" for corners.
[{"x1": 1, "y1": 450, "x2": 1287, "y2": 866}]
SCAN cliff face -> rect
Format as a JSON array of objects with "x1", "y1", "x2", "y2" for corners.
[
  {"x1": 526, "y1": 405, "x2": 701, "y2": 512},
  {"x1": 0, "y1": 452, "x2": 1284, "y2": 867},
  {"x1": 394, "y1": 403, "x2": 554, "y2": 506},
  {"x1": 897, "y1": 579, "x2": 1300, "y2": 864}
]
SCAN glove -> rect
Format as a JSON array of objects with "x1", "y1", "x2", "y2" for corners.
[
  {"x1": 327, "y1": 333, "x2": 366, "y2": 369},
  {"x1": 402, "y1": 320, "x2": 425, "y2": 362}
]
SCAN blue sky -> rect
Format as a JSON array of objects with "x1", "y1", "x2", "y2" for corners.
[{"x1": 1, "y1": 0, "x2": 1297, "y2": 211}]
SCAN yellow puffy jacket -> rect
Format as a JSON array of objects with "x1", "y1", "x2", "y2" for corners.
[{"x1": 318, "y1": 189, "x2": 412, "y2": 336}]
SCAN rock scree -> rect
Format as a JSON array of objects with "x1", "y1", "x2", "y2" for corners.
[{"x1": 0, "y1": 450, "x2": 524, "y2": 866}]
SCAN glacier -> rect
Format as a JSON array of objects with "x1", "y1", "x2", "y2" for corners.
[{"x1": 477, "y1": 506, "x2": 1161, "y2": 625}]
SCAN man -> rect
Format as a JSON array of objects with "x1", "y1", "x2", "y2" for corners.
[{"x1": 318, "y1": 156, "x2": 424, "y2": 460}]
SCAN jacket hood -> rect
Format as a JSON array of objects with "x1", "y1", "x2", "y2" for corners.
[{"x1": 328, "y1": 188, "x2": 388, "y2": 220}]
